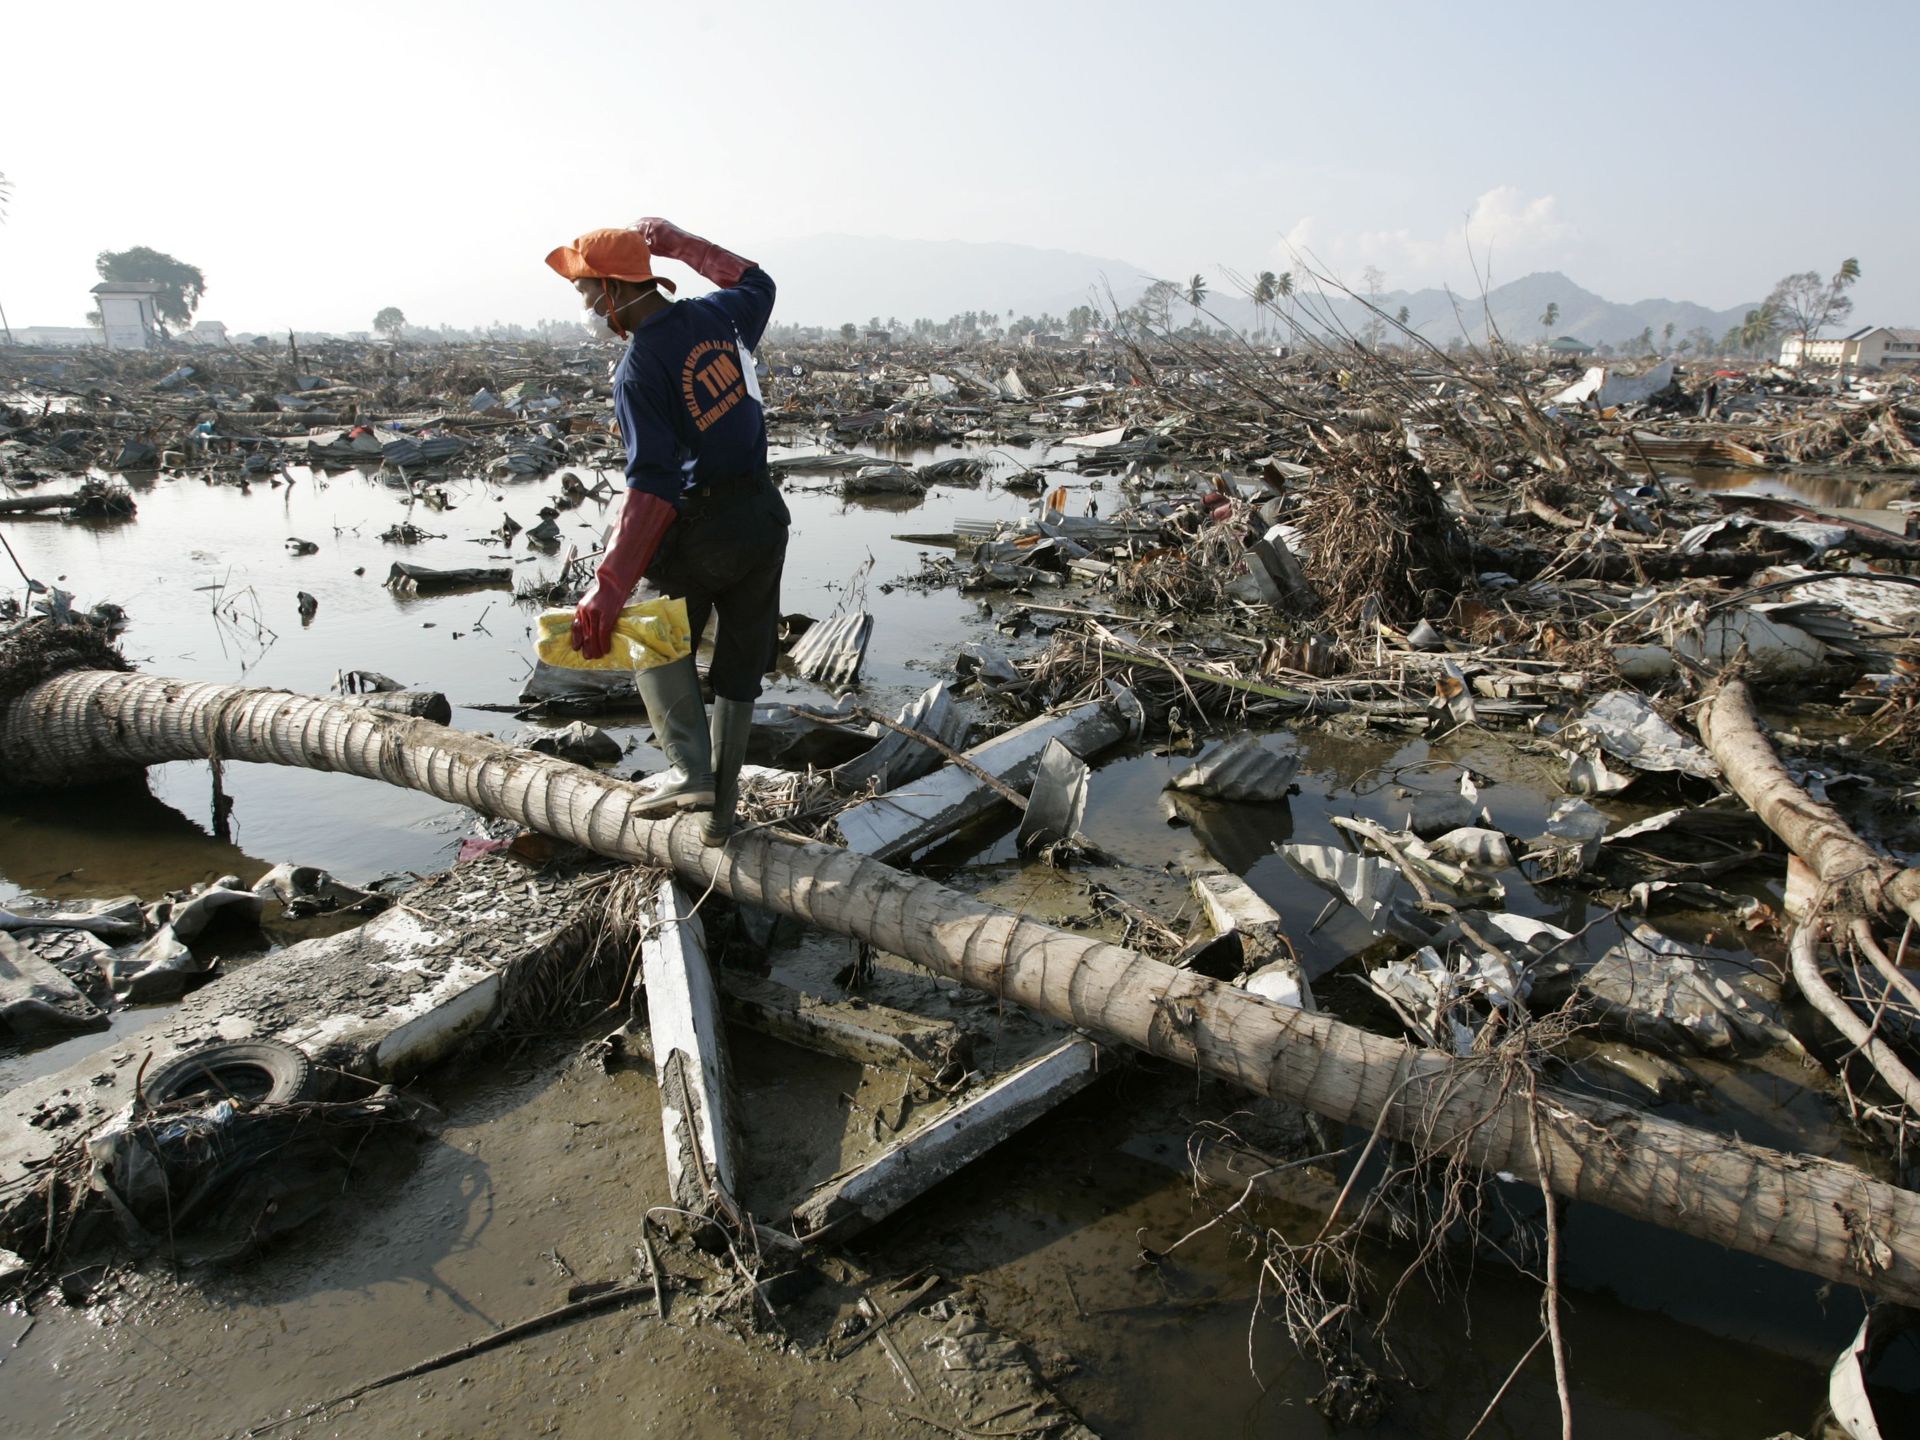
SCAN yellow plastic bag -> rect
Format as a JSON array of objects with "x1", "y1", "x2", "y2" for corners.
[{"x1": 535, "y1": 597, "x2": 692, "y2": 674}]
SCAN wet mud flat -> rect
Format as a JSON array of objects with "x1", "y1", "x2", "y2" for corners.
[{"x1": 3, "y1": 336, "x2": 1920, "y2": 1437}]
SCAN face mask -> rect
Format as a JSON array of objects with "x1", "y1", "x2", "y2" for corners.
[{"x1": 580, "y1": 304, "x2": 621, "y2": 342}]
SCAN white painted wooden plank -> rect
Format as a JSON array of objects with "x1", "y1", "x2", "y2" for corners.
[
  {"x1": 793, "y1": 1037, "x2": 1101, "y2": 1241},
  {"x1": 1192, "y1": 868, "x2": 1284, "y2": 934},
  {"x1": 834, "y1": 700, "x2": 1126, "y2": 863},
  {"x1": 641, "y1": 880, "x2": 738, "y2": 1220},
  {"x1": 1191, "y1": 868, "x2": 1316, "y2": 1012}
]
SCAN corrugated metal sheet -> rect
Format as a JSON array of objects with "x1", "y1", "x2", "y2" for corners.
[
  {"x1": 1016, "y1": 738, "x2": 1088, "y2": 853},
  {"x1": 1168, "y1": 735, "x2": 1299, "y2": 803},
  {"x1": 791, "y1": 611, "x2": 873, "y2": 689},
  {"x1": 832, "y1": 681, "x2": 965, "y2": 793}
]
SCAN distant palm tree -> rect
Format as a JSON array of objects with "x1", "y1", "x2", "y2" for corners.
[
  {"x1": 1540, "y1": 302, "x2": 1559, "y2": 350},
  {"x1": 1252, "y1": 270, "x2": 1278, "y2": 340},
  {"x1": 1739, "y1": 305, "x2": 1781, "y2": 356},
  {"x1": 1185, "y1": 273, "x2": 1208, "y2": 329},
  {"x1": 1277, "y1": 270, "x2": 1295, "y2": 337}
]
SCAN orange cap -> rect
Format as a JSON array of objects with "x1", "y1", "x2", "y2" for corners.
[{"x1": 544, "y1": 228, "x2": 678, "y2": 292}]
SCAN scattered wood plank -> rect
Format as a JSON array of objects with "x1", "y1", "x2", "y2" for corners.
[
  {"x1": 1191, "y1": 867, "x2": 1316, "y2": 1008},
  {"x1": 640, "y1": 881, "x2": 739, "y2": 1228},
  {"x1": 792, "y1": 1037, "x2": 1102, "y2": 1242},
  {"x1": 833, "y1": 696, "x2": 1131, "y2": 862},
  {"x1": 385, "y1": 561, "x2": 511, "y2": 594}
]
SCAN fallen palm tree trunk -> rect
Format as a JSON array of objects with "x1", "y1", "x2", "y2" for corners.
[
  {"x1": 6, "y1": 669, "x2": 1920, "y2": 1304},
  {"x1": 1700, "y1": 680, "x2": 1920, "y2": 926},
  {"x1": 1788, "y1": 925, "x2": 1920, "y2": 1111},
  {"x1": 1701, "y1": 679, "x2": 1920, "y2": 1109}
]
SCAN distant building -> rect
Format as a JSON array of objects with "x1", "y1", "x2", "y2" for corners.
[
  {"x1": 90, "y1": 281, "x2": 166, "y2": 350},
  {"x1": 1548, "y1": 335, "x2": 1595, "y2": 356},
  {"x1": 1780, "y1": 326, "x2": 1920, "y2": 371},
  {"x1": 178, "y1": 320, "x2": 229, "y2": 346}
]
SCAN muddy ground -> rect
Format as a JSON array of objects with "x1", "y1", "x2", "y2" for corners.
[{"x1": 0, "y1": 434, "x2": 1914, "y2": 1437}]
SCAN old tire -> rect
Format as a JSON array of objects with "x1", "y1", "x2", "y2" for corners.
[{"x1": 143, "y1": 1040, "x2": 321, "y2": 1106}]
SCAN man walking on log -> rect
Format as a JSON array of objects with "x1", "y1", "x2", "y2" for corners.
[{"x1": 545, "y1": 220, "x2": 786, "y2": 845}]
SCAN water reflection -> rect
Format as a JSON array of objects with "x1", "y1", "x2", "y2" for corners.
[
  {"x1": 1679, "y1": 465, "x2": 1913, "y2": 510},
  {"x1": 0, "y1": 775, "x2": 271, "y2": 904}
]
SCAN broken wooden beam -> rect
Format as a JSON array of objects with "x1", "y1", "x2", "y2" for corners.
[
  {"x1": 1191, "y1": 867, "x2": 1315, "y2": 1009},
  {"x1": 385, "y1": 561, "x2": 511, "y2": 594},
  {"x1": 640, "y1": 880, "x2": 739, "y2": 1229},
  {"x1": 833, "y1": 693, "x2": 1135, "y2": 862},
  {"x1": 792, "y1": 1037, "x2": 1102, "y2": 1243}
]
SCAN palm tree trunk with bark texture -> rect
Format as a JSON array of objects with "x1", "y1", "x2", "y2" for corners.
[{"x1": 6, "y1": 669, "x2": 1920, "y2": 1303}]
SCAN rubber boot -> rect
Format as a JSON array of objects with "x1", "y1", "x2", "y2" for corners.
[
  {"x1": 703, "y1": 698, "x2": 755, "y2": 846},
  {"x1": 632, "y1": 655, "x2": 714, "y2": 816}
]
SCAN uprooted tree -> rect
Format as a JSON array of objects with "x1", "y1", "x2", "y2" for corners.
[{"x1": 94, "y1": 246, "x2": 206, "y2": 329}]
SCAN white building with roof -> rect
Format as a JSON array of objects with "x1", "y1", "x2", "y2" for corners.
[
  {"x1": 90, "y1": 280, "x2": 165, "y2": 350},
  {"x1": 1780, "y1": 325, "x2": 1920, "y2": 371}
]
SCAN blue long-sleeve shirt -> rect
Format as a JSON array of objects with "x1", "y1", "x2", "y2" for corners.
[{"x1": 613, "y1": 266, "x2": 775, "y2": 503}]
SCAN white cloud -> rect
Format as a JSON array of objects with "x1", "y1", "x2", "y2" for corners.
[{"x1": 1280, "y1": 187, "x2": 1578, "y2": 291}]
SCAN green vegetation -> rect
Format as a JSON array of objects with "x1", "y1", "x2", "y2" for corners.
[{"x1": 94, "y1": 247, "x2": 206, "y2": 328}]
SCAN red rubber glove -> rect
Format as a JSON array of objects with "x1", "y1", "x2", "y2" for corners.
[
  {"x1": 571, "y1": 490, "x2": 677, "y2": 659},
  {"x1": 636, "y1": 217, "x2": 755, "y2": 288}
]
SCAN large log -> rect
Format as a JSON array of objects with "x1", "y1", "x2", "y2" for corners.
[
  {"x1": 1699, "y1": 680, "x2": 1920, "y2": 926},
  {"x1": 5, "y1": 669, "x2": 1920, "y2": 1304},
  {"x1": 1700, "y1": 679, "x2": 1920, "y2": 1105}
]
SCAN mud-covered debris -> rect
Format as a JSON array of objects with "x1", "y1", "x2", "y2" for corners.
[
  {"x1": 77, "y1": 1078, "x2": 420, "y2": 1268},
  {"x1": 107, "y1": 877, "x2": 265, "y2": 1002},
  {"x1": 521, "y1": 720, "x2": 622, "y2": 766},
  {"x1": 0, "y1": 933, "x2": 109, "y2": 1037}
]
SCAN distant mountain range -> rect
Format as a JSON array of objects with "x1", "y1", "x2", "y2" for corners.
[
  {"x1": 766, "y1": 234, "x2": 1148, "y2": 328},
  {"x1": 763, "y1": 235, "x2": 1754, "y2": 350},
  {"x1": 1278, "y1": 271, "x2": 1757, "y2": 350}
]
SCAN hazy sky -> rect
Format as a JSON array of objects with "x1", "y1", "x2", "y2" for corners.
[{"x1": 4, "y1": 0, "x2": 1915, "y2": 334}]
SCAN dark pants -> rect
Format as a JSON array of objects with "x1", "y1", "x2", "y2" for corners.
[{"x1": 637, "y1": 474, "x2": 790, "y2": 702}]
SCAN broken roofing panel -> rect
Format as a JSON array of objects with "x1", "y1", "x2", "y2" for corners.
[
  {"x1": 790, "y1": 610, "x2": 873, "y2": 689},
  {"x1": 1167, "y1": 734, "x2": 1300, "y2": 803}
]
